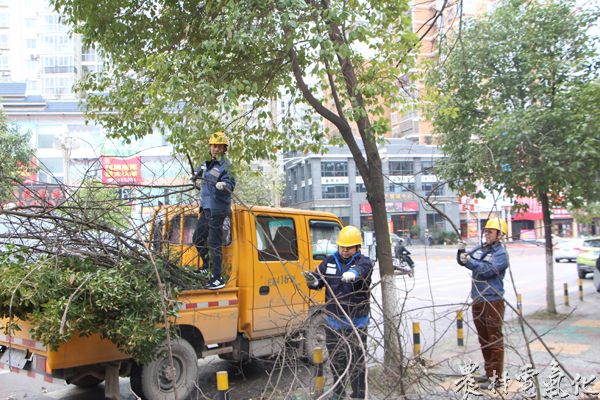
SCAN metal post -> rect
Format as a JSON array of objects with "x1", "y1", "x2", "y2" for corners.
[
  {"x1": 412, "y1": 322, "x2": 420, "y2": 355},
  {"x1": 457, "y1": 311, "x2": 464, "y2": 347},
  {"x1": 517, "y1": 293, "x2": 523, "y2": 314},
  {"x1": 313, "y1": 347, "x2": 324, "y2": 398},
  {"x1": 579, "y1": 279, "x2": 584, "y2": 302},
  {"x1": 216, "y1": 371, "x2": 229, "y2": 400},
  {"x1": 564, "y1": 283, "x2": 569, "y2": 306}
]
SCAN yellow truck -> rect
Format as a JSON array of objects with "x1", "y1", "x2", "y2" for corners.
[{"x1": 0, "y1": 204, "x2": 342, "y2": 399}]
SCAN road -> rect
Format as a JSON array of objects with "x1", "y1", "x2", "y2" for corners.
[{"x1": 1, "y1": 243, "x2": 591, "y2": 399}]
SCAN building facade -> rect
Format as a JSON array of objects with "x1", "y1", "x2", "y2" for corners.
[
  {"x1": 283, "y1": 139, "x2": 460, "y2": 242},
  {"x1": 0, "y1": 0, "x2": 102, "y2": 98}
]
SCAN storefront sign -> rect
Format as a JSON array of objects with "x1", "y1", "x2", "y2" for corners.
[
  {"x1": 513, "y1": 197, "x2": 570, "y2": 221},
  {"x1": 360, "y1": 201, "x2": 419, "y2": 214},
  {"x1": 101, "y1": 156, "x2": 141, "y2": 185}
]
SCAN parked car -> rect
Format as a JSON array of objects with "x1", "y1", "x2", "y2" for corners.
[
  {"x1": 554, "y1": 238, "x2": 585, "y2": 263},
  {"x1": 575, "y1": 238, "x2": 600, "y2": 279}
]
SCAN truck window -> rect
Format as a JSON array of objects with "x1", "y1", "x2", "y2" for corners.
[
  {"x1": 256, "y1": 216, "x2": 298, "y2": 261},
  {"x1": 309, "y1": 220, "x2": 341, "y2": 260},
  {"x1": 167, "y1": 213, "x2": 231, "y2": 246}
]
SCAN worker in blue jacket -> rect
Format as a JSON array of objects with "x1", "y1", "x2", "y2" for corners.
[
  {"x1": 191, "y1": 131, "x2": 235, "y2": 290},
  {"x1": 303, "y1": 225, "x2": 373, "y2": 399},
  {"x1": 457, "y1": 217, "x2": 509, "y2": 389}
]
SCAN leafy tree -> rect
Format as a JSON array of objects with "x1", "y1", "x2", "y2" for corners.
[
  {"x1": 426, "y1": 0, "x2": 600, "y2": 312},
  {"x1": 0, "y1": 112, "x2": 35, "y2": 203},
  {"x1": 52, "y1": 0, "x2": 419, "y2": 367}
]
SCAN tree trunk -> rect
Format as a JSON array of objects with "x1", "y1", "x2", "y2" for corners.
[
  {"x1": 366, "y1": 161, "x2": 403, "y2": 368},
  {"x1": 540, "y1": 191, "x2": 556, "y2": 313}
]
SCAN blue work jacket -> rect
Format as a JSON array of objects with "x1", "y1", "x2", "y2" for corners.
[
  {"x1": 195, "y1": 156, "x2": 235, "y2": 212},
  {"x1": 312, "y1": 251, "x2": 373, "y2": 330},
  {"x1": 461, "y1": 242, "x2": 509, "y2": 303}
]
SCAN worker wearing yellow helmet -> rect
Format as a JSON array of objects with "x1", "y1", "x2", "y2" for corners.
[
  {"x1": 191, "y1": 131, "x2": 236, "y2": 290},
  {"x1": 303, "y1": 225, "x2": 373, "y2": 399},
  {"x1": 457, "y1": 216, "x2": 509, "y2": 388}
]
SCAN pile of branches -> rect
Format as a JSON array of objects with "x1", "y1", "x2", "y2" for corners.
[{"x1": 0, "y1": 182, "x2": 206, "y2": 363}]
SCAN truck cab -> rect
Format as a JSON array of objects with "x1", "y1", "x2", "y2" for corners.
[{"x1": 1, "y1": 204, "x2": 342, "y2": 399}]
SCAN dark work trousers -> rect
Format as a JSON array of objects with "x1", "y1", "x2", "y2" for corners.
[
  {"x1": 472, "y1": 299, "x2": 505, "y2": 378},
  {"x1": 192, "y1": 209, "x2": 228, "y2": 280},
  {"x1": 325, "y1": 325, "x2": 368, "y2": 399}
]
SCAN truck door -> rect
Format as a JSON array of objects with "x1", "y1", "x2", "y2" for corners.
[{"x1": 252, "y1": 214, "x2": 308, "y2": 333}]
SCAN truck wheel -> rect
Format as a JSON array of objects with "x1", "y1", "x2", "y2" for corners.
[
  {"x1": 72, "y1": 375, "x2": 104, "y2": 388},
  {"x1": 130, "y1": 363, "x2": 145, "y2": 399},
  {"x1": 139, "y1": 338, "x2": 199, "y2": 400},
  {"x1": 304, "y1": 313, "x2": 328, "y2": 362}
]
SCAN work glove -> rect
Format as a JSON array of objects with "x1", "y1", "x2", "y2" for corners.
[
  {"x1": 341, "y1": 271, "x2": 357, "y2": 283},
  {"x1": 458, "y1": 241, "x2": 466, "y2": 251},
  {"x1": 459, "y1": 252, "x2": 470, "y2": 264},
  {"x1": 216, "y1": 182, "x2": 226, "y2": 191},
  {"x1": 302, "y1": 271, "x2": 318, "y2": 288}
]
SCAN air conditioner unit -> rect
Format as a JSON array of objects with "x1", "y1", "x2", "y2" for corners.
[{"x1": 30, "y1": 54, "x2": 40, "y2": 61}]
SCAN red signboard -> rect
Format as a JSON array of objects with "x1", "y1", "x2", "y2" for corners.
[
  {"x1": 101, "y1": 156, "x2": 141, "y2": 185},
  {"x1": 513, "y1": 197, "x2": 570, "y2": 221},
  {"x1": 10, "y1": 185, "x2": 64, "y2": 208}
]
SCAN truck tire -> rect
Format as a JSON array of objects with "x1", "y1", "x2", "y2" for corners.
[
  {"x1": 138, "y1": 338, "x2": 199, "y2": 400},
  {"x1": 304, "y1": 313, "x2": 328, "y2": 362},
  {"x1": 130, "y1": 363, "x2": 145, "y2": 399}
]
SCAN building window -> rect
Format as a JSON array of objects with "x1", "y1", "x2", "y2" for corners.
[
  {"x1": 25, "y1": 18, "x2": 36, "y2": 28},
  {"x1": 43, "y1": 76, "x2": 74, "y2": 95},
  {"x1": 356, "y1": 183, "x2": 367, "y2": 193},
  {"x1": 389, "y1": 183, "x2": 415, "y2": 193},
  {"x1": 389, "y1": 161, "x2": 414, "y2": 175},
  {"x1": 39, "y1": 157, "x2": 63, "y2": 174},
  {"x1": 322, "y1": 184, "x2": 349, "y2": 199},
  {"x1": 421, "y1": 182, "x2": 444, "y2": 196},
  {"x1": 0, "y1": 34, "x2": 8, "y2": 49},
  {"x1": 0, "y1": 55, "x2": 8, "y2": 70},
  {"x1": 42, "y1": 35, "x2": 72, "y2": 53},
  {"x1": 421, "y1": 160, "x2": 436, "y2": 175},
  {"x1": 427, "y1": 213, "x2": 445, "y2": 230},
  {"x1": 321, "y1": 161, "x2": 347, "y2": 177},
  {"x1": 0, "y1": 12, "x2": 8, "y2": 27},
  {"x1": 26, "y1": 38, "x2": 37, "y2": 49},
  {"x1": 42, "y1": 55, "x2": 75, "y2": 74},
  {"x1": 37, "y1": 134, "x2": 55, "y2": 149}
]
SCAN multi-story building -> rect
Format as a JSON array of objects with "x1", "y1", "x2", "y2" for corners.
[
  {"x1": 282, "y1": 138, "x2": 460, "y2": 241},
  {"x1": 0, "y1": 0, "x2": 102, "y2": 98}
]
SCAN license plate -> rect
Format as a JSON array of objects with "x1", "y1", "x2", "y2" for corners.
[{"x1": 0, "y1": 347, "x2": 28, "y2": 369}]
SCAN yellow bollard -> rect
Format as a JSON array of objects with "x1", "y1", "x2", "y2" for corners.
[
  {"x1": 313, "y1": 347, "x2": 324, "y2": 398},
  {"x1": 457, "y1": 311, "x2": 464, "y2": 347},
  {"x1": 564, "y1": 283, "x2": 569, "y2": 306},
  {"x1": 216, "y1": 371, "x2": 229, "y2": 400},
  {"x1": 579, "y1": 279, "x2": 584, "y2": 301},
  {"x1": 517, "y1": 293, "x2": 523, "y2": 314},
  {"x1": 413, "y1": 322, "x2": 420, "y2": 355}
]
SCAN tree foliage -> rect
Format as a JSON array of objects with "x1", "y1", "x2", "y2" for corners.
[
  {"x1": 426, "y1": 0, "x2": 600, "y2": 206},
  {"x1": 426, "y1": 0, "x2": 600, "y2": 312},
  {"x1": 0, "y1": 113, "x2": 35, "y2": 203}
]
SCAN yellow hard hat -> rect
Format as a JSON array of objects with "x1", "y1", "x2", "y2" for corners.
[
  {"x1": 208, "y1": 131, "x2": 229, "y2": 146},
  {"x1": 484, "y1": 217, "x2": 508, "y2": 236},
  {"x1": 336, "y1": 226, "x2": 363, "y2": 247}
]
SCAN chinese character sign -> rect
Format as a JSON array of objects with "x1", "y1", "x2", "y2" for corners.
[{"x1": 101, "y1": 156, "x2": 141, "y2": 185}]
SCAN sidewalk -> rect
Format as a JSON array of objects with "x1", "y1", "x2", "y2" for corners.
[{"x1": 428, "y1": 280, "x2": 600, "y2": 399}]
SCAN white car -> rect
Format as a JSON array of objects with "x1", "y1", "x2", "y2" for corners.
[{"x1": 554, "y1": 238, "x2": 585, "y2": 263}]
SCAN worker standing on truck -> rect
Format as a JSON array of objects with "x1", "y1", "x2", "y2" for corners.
[
  {"x1": 303, "y1": 225, "x2": 373, "y2": 399},
  {"x1": 191, "y1": 131, "x2": 236, "y2": 290}
]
